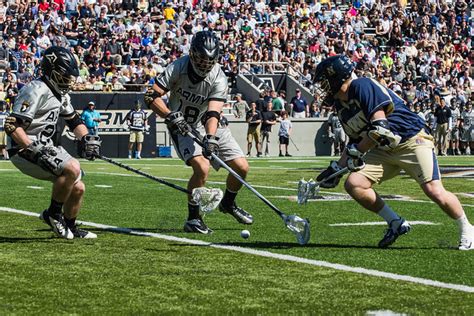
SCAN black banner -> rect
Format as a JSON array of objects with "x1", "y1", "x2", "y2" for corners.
[{"x1": 59, "y1": 92, "x2": 157, "y2": 158}]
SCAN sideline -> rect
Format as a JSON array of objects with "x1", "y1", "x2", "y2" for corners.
[{"x1": 1, "y1": 206, "x2": 473, "y2": 294}]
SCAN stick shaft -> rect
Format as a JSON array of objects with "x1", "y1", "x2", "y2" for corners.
[
  {"x1": 98, "y1": 155, "x2": 190, "y2": 194},
  {"x1": 188, "y1": 132, "x2": 285, "y2": 218},
  {"x1": 289, "y1": 137, "x2": 300, "y2": 151}
]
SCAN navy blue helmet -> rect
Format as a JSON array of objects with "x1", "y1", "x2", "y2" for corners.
[
  {"x1": 41, "y1": 46, "x2": 79, "y2": 95},
  {"x1": 313, "y1": 55, "x2": 354, "y2": 100},
  {"x1": 189, "y1": 31, "x2": 220, "y2": 77}
]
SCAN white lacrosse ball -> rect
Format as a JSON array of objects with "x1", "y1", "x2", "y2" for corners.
[{"x1": 240, "y1": 230, "x2": 250, "y2": 239}]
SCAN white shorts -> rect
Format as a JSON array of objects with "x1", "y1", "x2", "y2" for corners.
[
  {"x1": 170, "y1": 126, "x2": 244, "y2": 170},
  {"x1": 10, "y1": 146, "x2": 76, "y2": 182}
]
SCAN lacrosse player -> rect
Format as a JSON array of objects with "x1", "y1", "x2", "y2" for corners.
[
  {"x1": 5, "y1": 46, "x2": 101, "y2": 239},
  {"x1": 126, "y1": 101, "x2": 148, "y2": 159},
  {"x1": 144, "y1": 31, "x2": 253, "y2": 234},
  {"x1": 313, "y1": 55, "x2": 474, "y2": 250}
]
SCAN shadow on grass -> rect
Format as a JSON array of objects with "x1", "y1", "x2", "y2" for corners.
[{"x1": 0, "y1": 235, "x2": 52, "y2": 243}]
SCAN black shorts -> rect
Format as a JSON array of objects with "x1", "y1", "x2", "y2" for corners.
[{"x1": 279, "y1": 136, "x2": 289, "y2": 145}]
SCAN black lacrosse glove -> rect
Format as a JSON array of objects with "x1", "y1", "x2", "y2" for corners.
[
  {"x1": 79, "y1": 135, "x2": 101, "y2": 161},
  {"x1": 165, "y1": 111, "x2": 191, "y2": 136},
  {"x1": 202, "y1": 134, "x2": 219, "y2": 160},
  {"x1": 19, "y1": 141, "x2": 63, "y2": 176},
  {"x1": 316, "y1": 161, "x2": 344, "y2": 188},
  {"x1": 346, "y1": 143, "x2": 366, "y2": 171}
]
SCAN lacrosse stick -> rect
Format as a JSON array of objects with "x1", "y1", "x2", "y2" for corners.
[
  {"x1": 98, "y1": 155, "x2": 223, "y2": 213},
  {"x1": 297, "y1": 167, "x2": 349, "y2": 205},
  {"x1": 289, "y1": 136, "x2": 300, "y2": 151},
  {"x1": 187, "y1": 131, "x2": 310, "y2": 245}
]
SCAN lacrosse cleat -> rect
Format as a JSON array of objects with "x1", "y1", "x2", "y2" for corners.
[
  {"x1": 378, "y1": 218, "x2": 411, "y2": 248},
  {"x1": 39, "y1": 209, "x2": 74, "y2": 240},
  {"x1": 297, "y1": 178, "x2": 318, "y2": 205},
  {"x1": 459, "y1": 226, "x2": 474, "y2": 251},
  {"x1": 219, "y1": 202, "x2": 253, "y2": 225},
  {"x1": 69, "y1": 224, "x2": 97, "y2": 239},
  {"x1": 184, "y1": 218, "x2": 213, "y2": 235}
]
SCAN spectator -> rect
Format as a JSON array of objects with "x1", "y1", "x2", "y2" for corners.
[
  {"x1": 127, "y1": 101, "x2": 148, "y2": 159},
  {"x1": 449, "y1": 99, "x2": 461, "y2": 156},
  {"x1": 290, "y1": 88, "x2": 308, "y2": 118},
  {"x1": 233, "y1": 93, "x2": 249, "y2": 119},
  {"x1": 81, "y1": 101, "x2": 101, "y2": 136},
  {"x1": 260, "y1": 101, "x2": 277, "y2": 157},
  {"x1": 245, "y1": 102, "x2": 262, "y2": 158},
  {"x1": 460, "y1": 102, "x2": 474, "y2": 155},
  {"x1": 327, "y1": 107, "x2": 346, "y2": 156},
  {"x1": 278, "y1": 111, "x2": 292, "y2": 157},
  {"x1": 434, "y1": 97, "x2": 452, "y2": 156},
  {"x1": 0, "y1": 101, "x2": 9, "y2": 160}
]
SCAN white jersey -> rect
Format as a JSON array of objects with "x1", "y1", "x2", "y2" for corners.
[
  {"x1": 328, "y1": 112, "x2": 342, "y2": 131},
  {"x1": 450, "y1": 107, "x2": 460, "y2": 127},
  {"x1": 156, "y1": 55, "x2": 228, "y2": 126},
  {"x1": 461, "y1": 110, "x2": 474, "y2": 129},
  {"x1": 8, "y1": 79, "x2": 75, "y2": 149}
]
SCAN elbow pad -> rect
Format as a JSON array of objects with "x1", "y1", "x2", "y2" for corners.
[
  {"x1": 65, "y1": 112, "x2": 84, "y2": 131},
  {"x1": 203, "y1": 110, "x2": 220, "y2": 125},
  {"x1": 368, "y1": 119, "x2": 401, "y2": 149}
]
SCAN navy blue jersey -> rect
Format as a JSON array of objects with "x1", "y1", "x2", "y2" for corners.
[
  {"x1": 335, "y1": 77, "x2": 425, "y2": 143},
  {"x1": 127, "y1": 109, "x2": 147, "y2": 131}
]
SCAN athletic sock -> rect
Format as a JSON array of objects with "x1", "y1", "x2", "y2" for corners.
[
  {"x1": 456, "y1": 214, "x2": 472, "y2": 236},
  {"x1": 128, "y1": 150, "x2": 132, "y2": 157},
  {"x1": 64, "y1": 217, "x2": 76, "y2": 229},
  {"x1": 48, "y1": 199, "x2": 63, "y2": 216},
  {"x1": 377, "y1": 203, "x2": 401, "y2": 228},
  {"x1": 221, "y1": 189, "x2": 238, "y2": 208},
  {"x1": 188, "y1": 202, "x2": 200, "y2": 220}
]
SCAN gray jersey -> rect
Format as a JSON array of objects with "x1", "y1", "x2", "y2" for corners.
[
  {"x1": 156, "y1": 55, "x2": 228, "y2": 126},
  {"x1": 8, "y1": 79, "x2": 75, "y2": 149},
  {"x1": 450, "y1": 107, "x2": 460, "y2": 126},
  {"x1": 328, "y1": 112, "x2": 342, "y2": 131},
  {"x1": 461, "y1": 110, "x2": 474, "y2": 129}
]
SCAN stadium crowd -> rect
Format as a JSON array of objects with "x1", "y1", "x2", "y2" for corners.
[{"x1": 0, "y1": 0, "x2": 473, "y2": 154}]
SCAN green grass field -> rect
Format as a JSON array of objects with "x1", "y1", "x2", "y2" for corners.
[{"x1": 0, "y1": 156, "x2": 473, "y2": 314}]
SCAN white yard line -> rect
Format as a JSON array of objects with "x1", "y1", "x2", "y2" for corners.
[
  {"x1": 94, "y1": 185, "x2": 113, "y2": 188},
  {"x1": 1, "y1": 206, "x2": 473, "y2": 294},
  {"x1": 26, "y1": 186, "x2": 44, "y2": 190},
  {"x1": 329, "y1": 221, "x2": 440, "y2": 227}
]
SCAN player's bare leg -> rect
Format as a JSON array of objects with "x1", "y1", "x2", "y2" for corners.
[
  {"x1": 421, "y1": 180, "x2": 473, "y2": 250},
  {"x1": 345, "y1": 173, "x2": 410, "y2": 248},
  {"x1": 219, "y1": 157, "x2": 253, "y2": 224},
  {"x1": 128, "y1": 142, "x2": 134, "y2": 158},
  {"x1": 52, "y1": 159, "x2": 82, "y2": 204},
  {"x1": 136, "y1": 142, "x2": 142, "y2": 159}
]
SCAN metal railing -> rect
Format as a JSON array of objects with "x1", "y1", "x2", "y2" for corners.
[{"x1": 238, "y1": 61, "x2": 317, "y2": 94}]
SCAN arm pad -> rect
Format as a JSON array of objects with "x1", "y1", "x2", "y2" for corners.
[
  {"x1": 65, "y1": 112, "x2": 84, "y2": 131},
  {"x1": 203, "y1": 111, "x2": 220, "y2": 125},
  {"x1": 4, "y1": 114, "x2": 32, "y2": 135},
  {"x1": 367, "y1": 119, "x2": 401, "y2": 149}
]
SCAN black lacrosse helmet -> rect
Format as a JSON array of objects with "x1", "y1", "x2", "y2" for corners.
[
  {"x1": 41, "y1": 46, "x2": 79, "y2": 95},
  {"x1": 313, "y1": 55, "x2": 354, "y2": 101},
  {"x1": 189, "y1": 31, "x2": 219, "y2": 77}
]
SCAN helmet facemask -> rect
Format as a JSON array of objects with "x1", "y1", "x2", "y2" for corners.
[
  {"x1": 189, "y1": 50, "x2": 217, "y2": 78},
  {"x1": 49, "y1": 70, "x2": 77, "y2": 95}
]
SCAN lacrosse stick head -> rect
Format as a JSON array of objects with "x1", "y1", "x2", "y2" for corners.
[
  {"x1": 283, "y1": 214, "x2": 311, "y2": 245},
  {"x1": 297, "y1": 178, "x2": 319, "y2": 205},
  {"x1": 192, "y1": 187, "x2": 224, "y2": 213}
]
